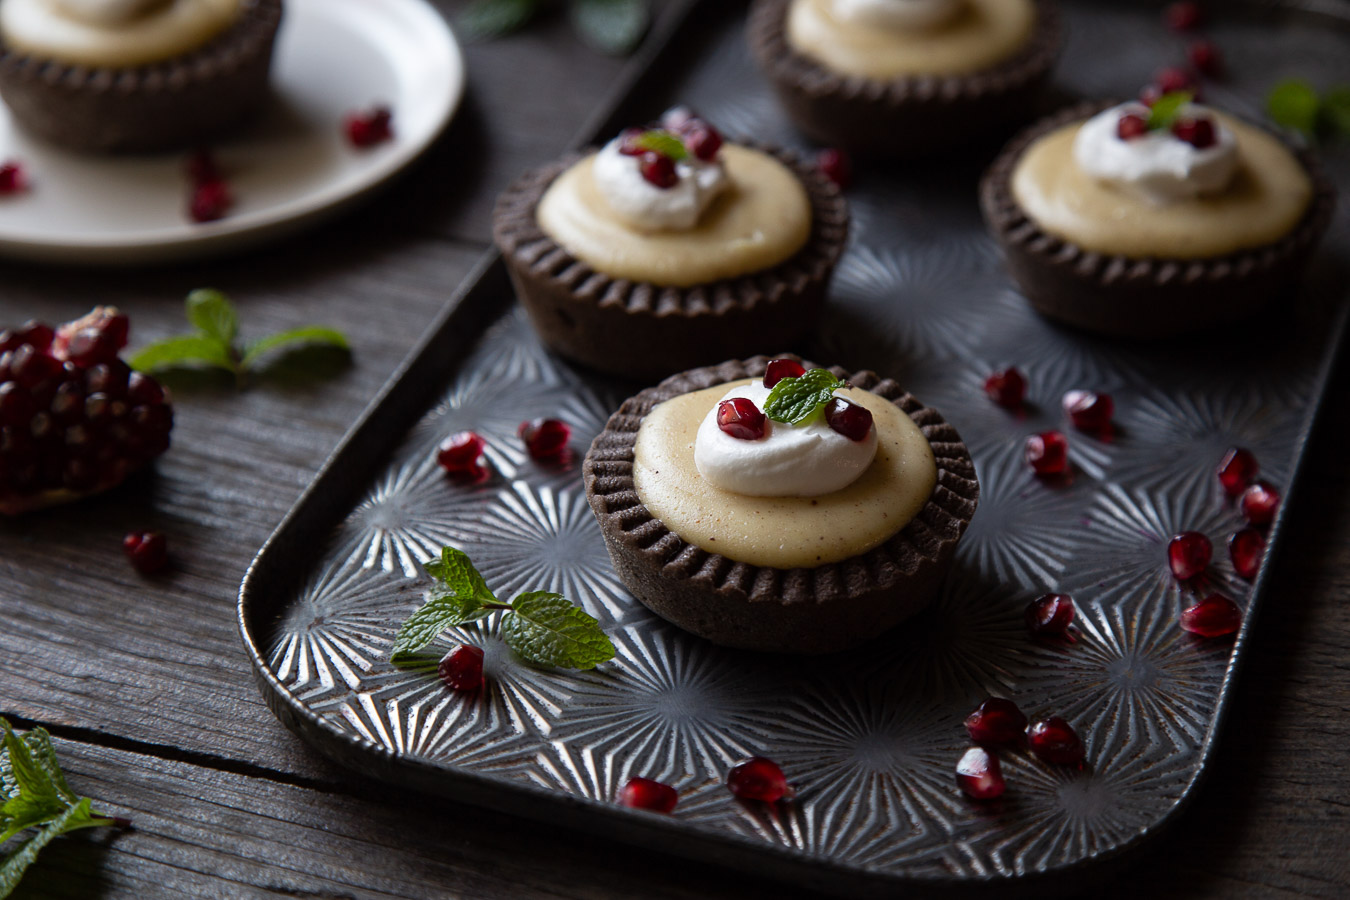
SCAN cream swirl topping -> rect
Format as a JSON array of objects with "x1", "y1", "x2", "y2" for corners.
[
  {"x1": 1073, "y1": 102, "x2": 1239, "y2": 205},
  {"x1": 831, "y1": 0, "x2": 963, "y2": 31},
  {"x1": 0, "y1": 0, "x2": 240, "y2": 67},
  {"x1": 591, "y1": 136, "x2": 731, "y2": 232},
  {"x1": 693, "y1": 381, "x2": 877, "y2": 497}
]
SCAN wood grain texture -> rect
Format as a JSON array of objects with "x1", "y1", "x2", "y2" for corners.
[{"x1": 3, "y1": 0, "x2": 1349, "y2": 896}]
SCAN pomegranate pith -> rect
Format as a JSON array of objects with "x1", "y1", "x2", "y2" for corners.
[
  {"x1": 123, "y1": 531, "x2": 168, "y2": 574},
  {"x1": 1025, "y1": 593, "x2": 1075, "y2": 637},
  {"x1": 1240, "y1": 481, "x2": 1280, "y2": 526},
  {"x1": 1167, "y1": 531, "x2": 1212, "y2": 580},
  {"x1": 956, "y1": 747, "x2": 1005, "y2": 800},
  {"x1": 763, "y1": 358, "x2": 806, "y2": 388},
  {"x1": 619, "y1": 777, "x2": 679, "y2": 814},
  {"x1": 439, "y1": 644, "x2": 484, "y2": 692},
  {"x1": 965, "y1": 697, "x2": 1028, "y2": 746},
  {"x1": 1228, "y1": 528, "x2": 1265, "y2": 580},
  {"x1": 1217, "y1": 447, "x2": 1258, "y2": 496},
  {"x1": 717, "y1": 398, "x2": 766, "y2": 441},
  {"x1": 983, "y1": 367, "x2": 1026, "y2": 408},
  {"x1": 1062, "y1": 390, "x2": 1114, "y2": 432},
  {"x1": 1025, "y1": 431, "x2": 1069, "y2": 476},
  {"x1": 1180, "y1": 594, "x2": 1242, "y2": 637},
  {"x1": 727, "y1": 757, "x2": 793, "y2": 802},
  {"x1": 824, "y1": 397, "x2": 872, "y2": 442},
  {"x1": 518, "y1": 418, "x2": 571, "y2": 459},
  {"x1": 1027, "y1": 717, "x2": 1085, "y2": 766}
]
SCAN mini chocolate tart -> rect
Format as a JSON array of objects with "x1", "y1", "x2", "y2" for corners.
[
  {"x1": 980, "y1": 101, "x2": 1338, "y2": 338},
  {"x1": 0, "y1": 0, "x2": 282, "y2": 153},
  {"x1": 747, "y1": 0, "x2": 1061, "y2": 158},
  {"x1": 492, "y1": 144, "x2": 848, "y2": 382},
  {"x1": 582, "y1": 356, "x2": 978, "y2": 654}
]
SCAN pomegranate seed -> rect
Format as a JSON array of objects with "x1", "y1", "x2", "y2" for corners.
[
  {"x1": 1189, "y1": 40, "x2": 1223, "y2": 76},
  {"x1": 639, "y1": 152, "x2": 678, "y2": 189},
  {"x1": 726, "y1": 757, "x2": 793, "y2": 802},
  {"x1": 660, "y1": 106, "x2": 697, "y2": 132},
  {"x1": 955, "y1": 747, "x2": 1005, "y2": 800},
  {"x1": 1172, "y1": 117, "x2": 1217, "y2": 149},
  {"x1": 344, "y1": 106, "x2": 393, "y2": 148},
  {"x1": 518, "y1": 418, "x2": 571, "y2": 459},
  {"x1": 1062, "y1": 390, "x2": 1114, "y2": 432},
  {"x1": 1139, "y1": 85, "x2": 1164, "y2": 107},
  {"x1": 964, "y1": 698, "x2": 1027, "y2": 746},
  {"x1": 816, "y1": 148, "x2": 851, "y2": 189},
  {"x1": 716, "y1": 398, "x2": 766, "y2": 441},
  {"x1": 123, "y1": 531, "x2": 168, "y2": 574},
  {"x1": 189, "y1": 180, "x2": 232, "y2": 223},
  {"x1": 1180, "y1": 594, "x2": 1242, "y2": 638},
  {"x1": 617, "y1": 127, "x2": 646, "y2": 156},
  {"x1": 437, "y1": 430, "x2": 486, "y2": 474},
  {"x1": 1025, "y1": 431, "x2": 1068, "y2": 476},
  {"x1": 1116, "y1": 113, "x2": 1149, "y2": 141},
  {"x1": 1165, "y1": 1, "x2": 1203, "y2": 32},
  {"x1": 1156, "y1": 66, "x2": 1196, "y2": 96},
  {"x1": 824, "y1": 397, "x2": 873, "y2": 442},
  {"x1": 0, "y1": 321, "x2": 54, "y2": 352},
  {"x1": 685, "y1": 125, "x2": 722, "y2": 161},
  {"x1": 1228, "y1": 528, "x2": 1265, "y2": 580},
  {"x1": 1026, "y1": 717, "x2": 1085, "y2": 766},
  {"x1": 1167, "y1": 531, "x2": 1212, "y2": 580},
  {"x1": 0, "y1": 160, "x2": 27, "y2": 195},
  {"x1": 1217, "y1": 447, "x2": 1258, "y2": 496},
  {"x1": 1025, "y1": 593, "x2": 1075, "y2": 636},
  {"x1": 1240, "y1": 481, "x2": 1280, "y2": 526},
  {"x1": 763, "y1": 358, "x2": 806, "y2": 388},
  {"x1": 983, "y1": 367, "x2": 1026, "y2": 408},
  {"x1": 619, "y1": 777, "x2": 678, "y2": 814},
  {"x1": 438, "y1": 644, "x2": 484, "y2": 692},
  {"x1": 184, "y1": 149, "x2": 221, "y2": 184}
]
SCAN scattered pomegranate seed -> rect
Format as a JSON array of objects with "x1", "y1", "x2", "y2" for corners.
[
  {"x1": 1165, "y1": 1, "x2": 1203, "y2": 32},
  {"x1": 1167, "y1": 531, "x2": 1213, "y2": 580},
  {"x1": 1062, "y1": 390, "x2": 1114, "y2": 432},
  {"x1": 1172, "y1": 117, "x2": 1217, "y2": 149},
  {"x1": 1188, "y1": 39, "x2": 1223, "y2": 76},
  {"x1": 438, "y1": 644, "x2": 484, "y2": 692},
  {"x1": 817, "y1": 148, "x2": 851, "y2": 189},
  {"x1": 619, "y1": 777, "x2": 678, "y2": 814},
  {"x1": 1025, "y1": 431, "x2": 1069, "y2": 476},
  {"x1": 639, "y1": 151, "x2": 678, "y2": 189},
  {"x1": 726, "y1": 757, "x2": 793, "y2": 802},
  {"x1": 189, "y1": 180, "x2": 232, "y2": 223},
  {"x1": 763, "y1": 358, "x2": 806, "y2": 388},
  {"x1": 1025, "y1": 593, "x2": 1075, "y2": 637},
  {"x1": 1156, "y1": 66, "x2": 1197, "y2": 96},
  {"x1": 1240, "y1": 481, "x2": 1280, "y2": 526},
  {"x1": 965, "y1": 698, "x2": 1028, "y2": 746},
  {"x1": 1116, "y1": 113, "x2": 1149, "y2": 141},
  {"x1": 184, "y1": 149, "x2": 221, "y2": 184},
  {"x1": 716, "y1": 398, "x2": 766, "y2": 441},
  {"x1": 1228, "y1": 528, "x2": 1266, "y2": 580},
  {"x1": 824, "y1": 397, "x2": 873, "y2": 442},
  {"x1": 955, "y1": 747, "x2": 1005, "y2": 800},
  {"x1": 1026, "y1": 717, "x2": 1085, "y2": 766},
  {"x1": 1217, "y1": 447, "x2": 1258, "y2": 496},
  {"x1": 518, "y1": 418, "x2": 571, "y2": 459},
  {"x1": 436, "y1": 431, "x2": 486, "y2": 476},
  {"x1": 123, "y1": 531, "x2": 168, "y2": 574},
  {"x1": 0, "y1": 160, "x2": 28, "y2": 195},
  {"x1": 344, "y1": 105, "x2": 394, "y2": 148},
  {"x1": 685, "y1": 125, "x2": 723, "y2": 161},
  {"x1": 983, "y1": 367, "x2": 1026, "y2": 408},
  {"x1": 1180, "y1": 594, "x2": 1242, "y2": 637}
]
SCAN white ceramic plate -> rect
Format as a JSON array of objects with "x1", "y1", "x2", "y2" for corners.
[{"x1": 0, "y1": 0, "x2": 463, "y2": 264}]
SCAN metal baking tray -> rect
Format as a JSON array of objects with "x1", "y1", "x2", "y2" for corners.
[{"x1": 238, "y1": 1, "x2": 1350, "y2": 894}]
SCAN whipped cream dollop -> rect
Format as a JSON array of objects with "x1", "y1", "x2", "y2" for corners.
[
  {"x1": 51, "y1": 0, "x2": 170, "y2": 26},
  {"x1": 693, "y1": 381, "x2": 878, "y2": 497},
  {"x1": 1073, "y1": 102, "x2": 1239, "y2": 205},
  {"x1": 831, "y1": 0, "x2": 964, "y2": 31},
  {"x1": 591, "y1": 136, "x2": 730, "y2": 232}
]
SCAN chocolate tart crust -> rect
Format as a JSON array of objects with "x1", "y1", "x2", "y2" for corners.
[
  {"x1": 747, "y1": 0, "x2": 1062, "y2": 158},
  {"x1": 0, "y1": 0, "x2": 283, "y2": 153},
  {"x1": 492, "y1": 146, "x2": 849, "y2": 382},
  {"x1": 980, "y1": 101, "x2": 1338, "y2": 338},
  {"x1": 582, "y1": 356, "x2": 979, "y2": 655}
]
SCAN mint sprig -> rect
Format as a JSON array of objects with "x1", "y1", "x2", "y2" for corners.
[
  {"x1": 391, "y1": 547, "x2": 615, "y2": 671},
  {"x1": 1145, "y1": 91, "x2": 1194, "y2": 131},
  {"x1": 1, "y1": 718, "x2": 126, "y2": 895},
  {"x1": 631, "y1": 129, "x2": 687, "y2": 161},
  {"x1": 1267, "y1": 78, "x2": 1350, "y2": 141},
  {"x1": 764, "y1": 368, "x2": 843, "y2": 425},
  {"x1": 129, "y1": 289, "x2": 349, "y2": 387}
]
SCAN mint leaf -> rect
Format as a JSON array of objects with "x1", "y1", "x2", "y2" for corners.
[
  {"x1": 764, "y1": 368, "x2": 843, "y2": 425},
  {"x1": 572, "y1": 0, "x2": 649, "y2": 56},
  {"x1": 390, "y1": 595, "x2": 492, "y2": 663},
  {"x1": 631, "y1": 130, "x2": 687, "y2": 161},
  {"x1": 0, "y1": 799, "x2": 113, "y2": 896},
  {"x1": 128, "y1": 334, "x2": 234, "y2": 374},
  {"x1": 239, "y1": 327, "x2": 350, "y2": 370},
  {"x1": 1268, "y1": 79, "x2": 1320, "y2": 137},
  {"x1": 1321, "y1": 85, "x2": 1350, "y2": 137},
  {"x1": 500, "y1": 591, "x2": 615, "y2": 670},
  {"x1": 1146, "y1": 91, "x2": 1193, "y2": 131},
  {"x1": 185, "y1": 288, "x2": 238, "y2": 345},
  {"x1": 424, "y1": 547, "x2": 496, "y2": 603},
  {"x1": 460, "y1": 0, "x2": 538, "y2": 41}
]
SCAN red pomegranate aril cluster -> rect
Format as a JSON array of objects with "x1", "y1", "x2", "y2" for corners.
[
  {"x1": 956, "y1": 747, "x2": 1005, "y2": 800},
  {"x1": 824, "y1": 398, "x2": 872, "y2": 442},
  {"x1": 1217, "y1": 447, "x2": 1258, "y2": 495},
  {"x1": 123, "y1": 530, "x2": 168, "y2": 574},
  {"x1": 1025, "y1": 431, "x2": 1068, "y2": 476},
  {"x1": 1180, "y1": 594, "x2": 1241, "y2": 638},
  {"x1": 345, "y1": 105, "x2": 394, "y2": 148},
  {"x1": 661, "y1": 107, "x2": 723, "y2": 162},
  {"x1": 1025, "y1": 593, "x2": 1075, "y2": 637},
  {"x1": 1166, "y1": 1, "x2": 1203, "y2": 32},
  {"x1": 438, "y1": 644, "x2": 484, "y2": 692},
  {"x1": 1240, "y1": 481, "x2": 1280, "y2": 526},
  {"x1": 1228, "y1": 528, "x2": 1265, "y2": 580},
  {"x1": 817, "y1": 148, "x2": 851, "y2": 189},
  {"x1": 717, "y1": 398, "x2": 766, "y2": 441},
  {"x1": 437, "y1": 430, "x2": 487, "y2": 479},
  {"x1": 1062, "y1": 390, "x2": 1113, "y2": 432},
  {"x1": 0, "y1": 160, "x2": 27, "y2": 195},
  {"x1": 639, "y1": 152, "x2": 678, "y2": 189},
  {"x1": 519, "y1": 418, "x2": 571, "y2": 460},
  {"x1": 984, "y1": 367, "x2": 1025, "y2": 408},
  {"x1": 619, "y1": 777, "x2": 679, "y2": 814},
  {"x1": 1172, "y1": 117, "x2": 1216, "y2": 149},
  {"x1": 1167, "y1": 531, "x2": 1212, "y2": 580},
  {"x1": 763, "y1": 358, "x2": 806, "y2": 388},
  {"x1": 965, "y1": 697, "x2": 1028, "y2": 746},
  {"x1": 1189, "y1": 39, "x2": 1223, "y2": 76},
  {"x1": 726, "y1": 756, "x2": 793, "y2": 802},
  {"x1": 1026, "y1": 717, "x2": 1085, "y2": 766},
  {"x1": 1117, "y1": 113, "x2": 1149, "y2": 141},
  {"x1": 1156, "y1": 66, "x2": 1197, "y2": 96}
]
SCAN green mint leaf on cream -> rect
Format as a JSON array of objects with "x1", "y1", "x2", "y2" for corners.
[
  {"x1": 764, "y1": 368, "x2": 843, "y2": 425},
  {"x1": 501, "y1": 592, "x2": 615, "y2": 670},
  {"x1": 1146, "y1": 91, "x2": 1194, "y2": 131},
  {"x1": 632, "y1": 129, "x2": 687, "y2": 161}
]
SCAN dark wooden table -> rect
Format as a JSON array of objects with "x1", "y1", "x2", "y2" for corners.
[{"x1": 3, "y1": 3, "x2": 1348, "y2": 897}]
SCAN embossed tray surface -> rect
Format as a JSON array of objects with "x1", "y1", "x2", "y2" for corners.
[{"x1": 239, "y1": 1, "x2": 1350, "y2": 895}]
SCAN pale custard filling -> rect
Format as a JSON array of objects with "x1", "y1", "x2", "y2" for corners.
[
  {"x1": 786, "y1": 0, "x2": 1036, "y2": 79},
  {"x1": 0, "y1": 0, "x2": 241, "y2": 68},
  {"x1": 1011, "y1": 114, "x2": 1314, "y2": 259},
  {"x1": 633, "y1": 380, "x2": 937, "y2": 569},
  {"x1": 536, "y1": 144, "x2": 812, "y2": 288}
]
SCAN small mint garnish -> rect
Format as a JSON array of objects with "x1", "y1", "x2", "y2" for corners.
[
  {"x1": 1145, "y1": 91, "x2": 1194, "y2": 131},
  {"x1": 764, "y1": 368, "x2": 844, "y2": 425},
  {"x1": 631, "y1": 129, "x2": 687, "y2": 161}
]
